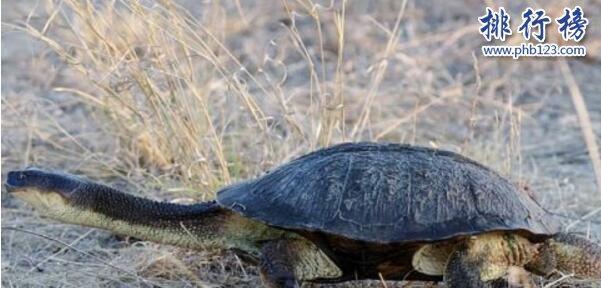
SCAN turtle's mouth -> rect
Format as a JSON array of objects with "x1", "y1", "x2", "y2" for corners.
[
  {"x1": 4, "y1": 183, "x2": 18, "y2": 193},
  {"x1": 4, "y1": 182, "x2": 32, "y2": 195}
]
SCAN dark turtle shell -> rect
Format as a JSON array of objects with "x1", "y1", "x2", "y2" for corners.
[{"x1": 217, "y1": 142, "x2": 560, "y2": 243}]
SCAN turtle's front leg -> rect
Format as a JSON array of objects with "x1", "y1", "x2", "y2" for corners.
[
  {"x1": 259, "y1": 238, "x2": 342, "y2": 288},
  {"x1": 260, "y1": 240, "x2": 299, "y2": 288}
]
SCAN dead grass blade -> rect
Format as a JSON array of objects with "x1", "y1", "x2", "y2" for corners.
[
  {"x1": 351, "y1": 0, "x2": 408, "y2": 139},
  {"x1": 559, "y1": 59, "x2": 601, "y2": 198}
]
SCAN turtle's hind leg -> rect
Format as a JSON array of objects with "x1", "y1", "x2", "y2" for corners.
[
  {"x1": 443, "y1": 232, "x2": 540, "y2": 288},
  {"x1": 532, "y1": 233, "x2": 601, "y2": 279}
]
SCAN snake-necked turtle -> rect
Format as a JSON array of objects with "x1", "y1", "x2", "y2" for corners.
[{"x1": 6, "y1": 142, "x2": 601, "y2": 287}]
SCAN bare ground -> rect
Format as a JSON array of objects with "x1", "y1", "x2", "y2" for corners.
[{"x1": 1, "y1": 0, "x2": 601, "y2": 287}]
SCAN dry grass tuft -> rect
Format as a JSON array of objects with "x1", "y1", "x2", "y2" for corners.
[{"x1": 2, "y1": 0, "x2": 600, "y2": 287}]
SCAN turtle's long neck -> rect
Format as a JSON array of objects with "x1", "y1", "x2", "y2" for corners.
[{"x1": 53, "y1": 182, "x2": 282, "y2": 251}]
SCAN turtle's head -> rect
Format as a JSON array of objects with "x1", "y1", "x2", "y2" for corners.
[{"x1": 5, "y1": 168, "x2": 84, "y2": 214}]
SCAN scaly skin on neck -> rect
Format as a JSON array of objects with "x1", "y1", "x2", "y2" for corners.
[{"x1": 11, "y1": 182, "x2": 288, "y2": 255}]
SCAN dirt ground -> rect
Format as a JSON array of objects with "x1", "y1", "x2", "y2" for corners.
[{"x1": 1, "y1": 0, "x2": 600, "y2": 287}]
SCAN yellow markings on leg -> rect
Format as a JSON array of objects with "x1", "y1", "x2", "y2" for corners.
[
  {"x1": 465, "y1": 232, "x2": 537, "y2": 281},
  {"x1": 287, "y1": 238, "x2": 342, "y2": 281},
  {"x1": 412, "y1": 232, "x2": 538, "y2": 281}
]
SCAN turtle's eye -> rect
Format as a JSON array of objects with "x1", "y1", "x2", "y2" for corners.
[{"x1": 6, "y1": 170, "x2": 30, "y2": 187}]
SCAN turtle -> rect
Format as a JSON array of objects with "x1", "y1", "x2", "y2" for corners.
[{"x1": 5, "y1": 142, "x2": 601, "y2": 288}]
